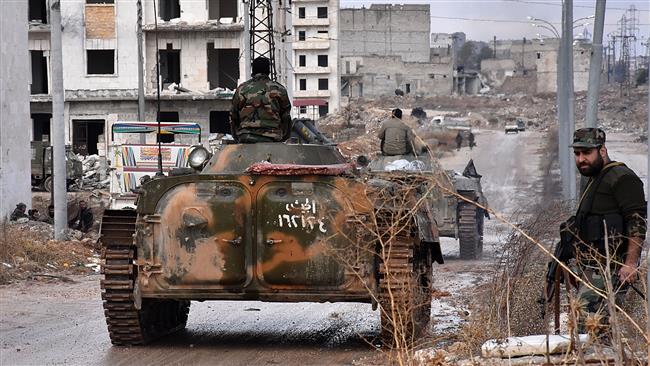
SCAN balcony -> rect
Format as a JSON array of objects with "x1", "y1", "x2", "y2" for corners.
[
  {"x1": 143, "y1": 20, "x2": 244, "y2": 32},
  {"x1": 293, "y1": 40, "x2": 330, "y2": 50},
  {"x1": 293, "y1": 66, "x2": 331, "y2": 74},
  {"x1": 293, "y1": 18, "x2": 330, "y2": 27},
  {"x1": 293, "y1": 90, "x2": 330, "y2": 98}
]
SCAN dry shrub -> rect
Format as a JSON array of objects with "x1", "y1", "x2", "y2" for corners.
[
  {"x1": 457, "y1": 201, "x2": 574, "y2": 355},
  {"x1": 0, "y1": 221, "x2": 95, "y2": 283}
]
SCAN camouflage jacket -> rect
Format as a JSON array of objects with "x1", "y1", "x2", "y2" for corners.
[{"x1": 230, "y1": 74, "x2": 292, "y2": 143}]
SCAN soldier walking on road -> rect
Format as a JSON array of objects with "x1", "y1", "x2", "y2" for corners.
[
  {"x1": 468, "y1": 131, "x2": 475, "y2": 150},
  {"x1": 377, "y1": 109, "x2": 415, "y2": 156},
  {"x1": 230, "y1": 57, "x2": 292, "y2": 143},
  {"x1": 455, "y1": 131, "x2": 463, "y2": 151},
  {"x1": 567, "y1": 128, "x2": 646, "y2": 338}
]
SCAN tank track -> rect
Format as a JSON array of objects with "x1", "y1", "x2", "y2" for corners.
[
  {"x1": 373, "y1": 176, "x2": 432, "y2": 347},
  {"x1": 100, "y1": 209, "x2": 190, "y2": 346},
  {"x1": 458, "y1": 199, "x2": 482, "y2": 260}
]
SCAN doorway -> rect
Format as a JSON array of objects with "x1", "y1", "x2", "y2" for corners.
[{"x1": 72, "y1": 120, "x2": 105, "y2": 155}]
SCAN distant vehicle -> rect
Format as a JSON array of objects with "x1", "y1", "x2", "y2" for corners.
[
  {"x1": 431, "y1": 116, "x2": 472, "y2": 131},
  {"x1": 31, "y1": 141, "x2": 83, "y2": 192},
  {"x1": 107, "y1": 121, "x2": 202, "y2": 209},
  {"x1": 504, "y1": 122, "x2": 520, "y2": 134}
]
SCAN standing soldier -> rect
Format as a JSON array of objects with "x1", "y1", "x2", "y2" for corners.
[
  {"x1": 568, "y1": 128, "x2": 646, "y2": 338},
  {"x1": 230, "y1": 57, "x2": 292, "y2": 143},
  {"x1": 468, "y1": 130, "x2": 476, "y2": 150},
  {"x1": 455, "y1": 131, "x2": 463, "y2": 151},
  {"x1": 377, "y1": 109, "x2": 415, "y2": 156}
]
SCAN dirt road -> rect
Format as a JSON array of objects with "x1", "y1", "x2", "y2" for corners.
[{"x1": 0, "y1": 129, "x2": 575, "y2": 366}]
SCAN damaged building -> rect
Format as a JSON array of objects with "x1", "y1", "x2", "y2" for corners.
[
  {"x1": 27, "y1": 0, "x2": 245, "y2": 159},
  {"x1": 479, "y1": 38, "x2": 592, "y2": 94},
  {"x1": 290, "y1": 0, "x2": 341, "y2": 119},
  {"x1": 339, "y1": 4, "x2": 453, "y2": 100}
]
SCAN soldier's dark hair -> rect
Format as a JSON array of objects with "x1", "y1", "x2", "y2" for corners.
[
  {"x1": 392, "y1": 108, "x2": 402, "y2": 119},
  {"x1": 252, "y1": 57, "x2": 271, "y2": 75}
]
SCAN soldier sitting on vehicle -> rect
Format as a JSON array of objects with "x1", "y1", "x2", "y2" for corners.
[
  {"x1": 378, "y1": 109, "x2": 417, "y2": 156},
  {"x1": 230, "y1": 57, "x2": 292, "y2": 143}
]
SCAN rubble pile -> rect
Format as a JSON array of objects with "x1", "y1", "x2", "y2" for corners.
[
  {"x1": 0, "y1": 220, "x2": 99, "y2": 284},
  {"x1": 75, "y1": 154, "x2": 110, "y2": 191}
]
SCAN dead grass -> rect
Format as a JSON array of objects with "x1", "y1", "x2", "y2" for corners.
[{"x1": 0, "y1": 221, "x2": 96, "y2": 284}]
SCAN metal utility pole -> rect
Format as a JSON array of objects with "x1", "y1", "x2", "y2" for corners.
[
  {"x1": 137, "y1": 0, "x2": 146, "y2": 143},
  {"x1": 585, "y1": 0, "x2": 606, "y2": 129},
  {"x1": 493, "y1": 36, "x2": 497, "y2": 58},
  {"x1": 563, "y1": 0, "x2": 577, "y2": 200},
  {"x1": 243, "y1": 0, "x2": 251, "y2": 79},
  {"x1": 522, "y1": 37, "x2": 526, "y2": 72},
  {"x1": 557, "y1": 7, "x2": 569, "y2": 199},
  {"x1": 49, "y1": 0, "x2": 67, "y2": 239},
  {"x1": 250, "y1": 0, "x2": 277, "y2": 80}
]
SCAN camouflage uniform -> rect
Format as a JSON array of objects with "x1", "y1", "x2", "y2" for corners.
[
  {"x1": 570, "y1": 128, "x2": 646, "y2": 334},
  {"x1": 230, "y1": 73, "x2": 292, "y2": 143},
  {"x1": 377, "y1": 117, "x2": 415, "y2": 156},
  {"x1": 10, "y1": 203, "x2": 28, "y2": 221}
]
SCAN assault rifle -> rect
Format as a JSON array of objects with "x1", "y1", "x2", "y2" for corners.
[{"x1": 543, "y1": 216, "x2": 578, "y2": 333}]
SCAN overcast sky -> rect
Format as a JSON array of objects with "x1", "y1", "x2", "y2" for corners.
[{"x1": 339, "y1": 0, "x2": 649, "y2": 50}]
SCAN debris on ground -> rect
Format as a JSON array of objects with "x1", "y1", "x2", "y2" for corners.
[
  {"x1": 0, "y1": 220, "x2": 99, "y2": 284},
  {"x1": 73, "y1": 154, "x2": 110, "y2": 190}
]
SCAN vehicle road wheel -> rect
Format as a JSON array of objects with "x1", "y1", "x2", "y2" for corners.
[
  {"x1": 379, "y1": 236, "x2": 431, "y2": 348},
  {"x1": 458, "y1": 201, "x2": 481, "y2": 259},
  {"x1": 42, "y1": 176, "x2": 53, "y2": 192}
]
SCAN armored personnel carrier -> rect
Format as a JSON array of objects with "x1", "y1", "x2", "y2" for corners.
[
  {"x1": 100, "y1": 142, "x2": 442, "y2": 346},
  {"x1": 368, "y1": 155, "x2": 488, "y2": 260}
]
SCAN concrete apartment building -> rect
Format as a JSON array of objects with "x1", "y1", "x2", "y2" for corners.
[
  {"x1": 430, "y1": 32, "x2": 466, "y2": 64},
  {"x1": 339, "y1": 4, "x2": 453, "y2": 99},
  {"x1": 291, "y1": 0, "x2": 341, "y2": 119},
  {"x1": 480, "y1": 38, "x2": 592, "y2": 94},
  {"x1": 27, "y1": 0, "x2": 245, "y2": 157}
]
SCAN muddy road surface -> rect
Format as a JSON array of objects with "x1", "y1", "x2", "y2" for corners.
[{"x1": 1, "y1": 129, "x2": 558, "y2": 365}]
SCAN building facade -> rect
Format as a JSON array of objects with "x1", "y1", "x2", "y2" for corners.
[
  {"x1": 339, "y1": 4, "x2": 453, "y2": 99},
  {"x1": 290, "y1": 0, "x2": 340, "y2": 119},
  {"x1": 28, "y1": 0, "x2": 247, "y2": 158}
]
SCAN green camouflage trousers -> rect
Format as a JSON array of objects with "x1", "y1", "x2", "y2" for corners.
[{"x1": 576, "y1": 265, "x2": 629, "y2": 334}]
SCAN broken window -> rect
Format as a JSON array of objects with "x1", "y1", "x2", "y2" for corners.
[
  {"x1": 87, "y1": 50, "x2": 115, "y2": 75},
  {"x1": 29, "y1": 0, "x2": 47, "y2": 23},
  {"x1": 405, "y1": 83, "x2": 411, "y2": 94},
  {"x1": 86, "y1": 0, "x2": 114, "y2": 3},
  {"x1": 72, "y1": 120, "x2": 105, "y2": 155},
  {"x1": 210, "y1": 111, "x2": 231, "y2": 134},
  {"x1": 299, "y1": 79, "x2": 306, "y2": 90},
  {"x1": 30, "y1": 51, "x2": 48, "y2": 94},
  {"x1": 299, "y1": 106, "x2": 307, "y2": 114},
  {"x1": 31, "y1": 113, "x2": 52, "y2": 141},
  {"x1": 207, "y1": 43, "x2": 239, "y2": 90},
  {"x1": 317, "y1": 30, "x2": 328, "y2": 36},
  {"x1": 317, "y1": 55, "x2": 328, "y2": 67},
  {"x1": 317, "y1": 7, "x2": 327, "y2": 19},
  {"x1": 298, "y1": 7, "x2": 305, "y2": 19},
  {"x1": 208, "y1": 0, "x2": 237, "y2": 20},
  {"x1": 298, "y1": 31, "x2": 306, "y2": 41},
  {"x1": 345, "y1": 61, "x2": 350, "y2": 74},
  {"x1": 318, "y1": 105, "x2": 328, "y2": 117},
  {"x1": 160, "y1": 0, "x2": 180, "y2": 21},
  {"x1": 299, "y1": 55, "x2": 306, "y2": 67},
  {"x1": 537, "y1": 52, "x2": 542, "y2": 59},
  {"x1": 318, "y1": 78, "x2": 328, "y2": 90},
  {"x1": 159, "y1": 46, "x2": 181, "y2": 88},
  {"x1": 157, "y1": 112, "x2": 178, "y2": 143}
]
